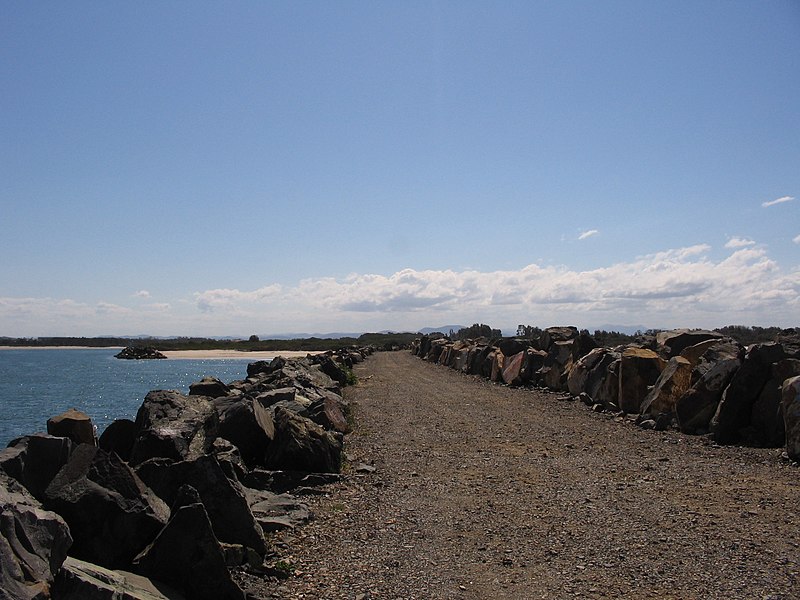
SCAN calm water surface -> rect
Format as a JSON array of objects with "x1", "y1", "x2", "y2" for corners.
[{"x1": 0, "y1": 348, "x2": 258, "y2": 447}]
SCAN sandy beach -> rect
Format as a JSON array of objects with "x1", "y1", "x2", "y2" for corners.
[{"x1": 162, "y1": 350, "x2": 319, "y2": 360}]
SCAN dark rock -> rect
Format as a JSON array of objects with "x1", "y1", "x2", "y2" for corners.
[
  {"x1": 265, "y1": 407, "x2": 342, "y2": 473},
  {"x1": 309, "y1": 353, "x2": 348, "y2": 386},
  {"x1": 132, "y1": 485, "x2": 245, "y2": 600},
  {"x1": 676, "y1": 341, "x2": 744, "y2": 434},
  {"x1": 98, "y1": 419, "x2": 137, "y2": 463},
  {"x1": 254, "y1": 387, "x2": 297, "y2": 409},
  {"x1": 53, "y1": 555, "x2": 184, "y2": 600},
  {"x1": 115, "y1": 347, "x2": 167, "y2": 360},
  {"x1": 188, "y1": 376, "x2": 230, "y2": 398},
  {"x1": 540, "y1": 326, "x2": 579, "y2": 350},
  {"x1": 211, "y1": 438, "x2": 247, "y2": 482},
  {"x1": 247, "y1": 357, "x2": 284, "y2": 378},
  {"x1": 498, "y1": 338, "x2": 531, "y2": 358},
  {"x1": 751, "y1": 359, "x2": 800, "y2": 447},
  {"x1": 130, "y1": 390, "x2": 218, "y2": 466},
  {"x1": 656, "y1": 329, "x2": 723, "y2": 358},
  {"x1": 134, "y1": 455, "x2": 267, "y2": 556},
  {"x1": 0, "y1": 433, "x2": 74, "y2": 502},
  {"x1": 246, "y1": 488, "x2": 312, "y2": 533},
  {"x1": 43, "y1": 445, "x2": 169, "y2": 569},
  {"x1": 0, "y1": 471, "x2": 72, "y2": 600},
  {"x1": 47, "y1": 408, "x2": 96, "y2": 446},
  {"x1": 712, "y1": 343, "x2": 787, "y2": 444},
  {"x1": 640, "y1": 356, "x2": 692, "y2": 416},
  {"x1": 593, "y1": 357, "x2": 621, "y2": 410},
  {"x1": 213, "y1": 396, "x2": 274, "y2": 468},
  {"x1": 308, "y1": 396, "x2": 351, "y2": 434},
  {"x1": 567, "y1": 347, "x2": 609, "y2": 396},
  {"x1": 783, "y1": 376, "x2": 800, "y2": 461},
  {"x1": 618, "y1": 348, "x2": 665, "y2": 413}
]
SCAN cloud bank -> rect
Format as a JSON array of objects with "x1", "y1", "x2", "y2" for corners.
[{"x1": 2, "y1": 244, "x2": 798, "y2": 336}]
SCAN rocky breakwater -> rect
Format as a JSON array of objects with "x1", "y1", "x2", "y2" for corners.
[
  {"x1": 0, "y1": 347, "x2": 372, "y2": 600},
  {"x1": 412, "y1": 327, "x2": 800, "y2": 459}
]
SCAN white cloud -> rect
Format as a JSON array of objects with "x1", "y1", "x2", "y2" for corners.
[
  {"x1": 725, "y1": 237, "x2": 756, "y2": 249},
  {"x1": 578, "y1": 229, "x2": 599, "y2": 240},
  {"x1": 133, "y1": 290, "x2": 150, "y2": 298},
  {"x1": 2, "y1": 244, "x2": 798, "y2": 336},
  {"x1": 793, "y1": 234, "x2": 800, "y2": 245},
  {"x1": 762, "y1": 195, "x2": 794, "y2": 208}
]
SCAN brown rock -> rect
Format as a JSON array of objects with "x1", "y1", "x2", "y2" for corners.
[
  {"x1": 618, "y1": 348, "x2": 665, "y2": 413},
  {"x1": 640, "y1": 356, "x2": 692, "y2": 415},
  {"x1": 47, "y1": 408, "x2": 96, "y2": 446}
]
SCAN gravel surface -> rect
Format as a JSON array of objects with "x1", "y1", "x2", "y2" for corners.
[{"x1": 240, "y1": 351, "x2": 800, "y2": 599}]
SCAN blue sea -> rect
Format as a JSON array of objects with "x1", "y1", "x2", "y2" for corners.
[{"x1": 0, "y1": 348, "x2": 261, "y2": 447}]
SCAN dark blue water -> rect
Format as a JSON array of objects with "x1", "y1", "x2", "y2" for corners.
[{"x1": 0, "y1": 349, "x2": 261, "y2": 447}]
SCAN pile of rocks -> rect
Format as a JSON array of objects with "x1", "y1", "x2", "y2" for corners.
[
  {"x1": 412, "y1": 327, "x2": 800, "y2": 460},
  {"x1": 115, "y1": 346, "x2": 167, "y2": 360},
  {"x1": 0, "y1": 348, "x2": 371, "y2": 600}
]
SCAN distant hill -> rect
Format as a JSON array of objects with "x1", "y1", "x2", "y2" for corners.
[{"x1": 418, "y1": 325, "x2": 466, "y2": 335}]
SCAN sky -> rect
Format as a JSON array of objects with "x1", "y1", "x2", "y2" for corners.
[{"x1": 1, "y1": 1, "x2": 799, "y2": 337}]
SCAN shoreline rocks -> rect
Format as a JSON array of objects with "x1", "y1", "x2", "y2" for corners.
[
  {"x1": 412, "y1": 326, "x2": 800, "y2": 455},
  {"x1": 115, "y1": 346, "x2": 167, "y2": 360},
  {"x1": 1, "y1": 347, "x2": 373, "y2": 600}
]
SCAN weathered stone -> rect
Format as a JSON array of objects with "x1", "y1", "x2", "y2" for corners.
[
  {"x1": 501, "y1": 351, "x2": 527, "y2": 386},
  {"x1": 0, "y1": 433, "x2": 74, "y2": 502},
  {"x1": 53, "y1": 555, "x2": 184, "y2": 600},
  {"x1": 676, "y1": 342, "x2": 744, "y2": 434},
  {"x1": 132, "y1": 485, "x2": 244, "y2": 600},
  {"x1": 130, "y1": 390, "x2": 218, "y2": 465},
  {"x1": 46, "y1": 408, "x2": 96, "y2": 446},
  {"x1": 640, "y1": 356, "x2": 692, "y2": 416},
  {"x1": 618, "y1": 348, "x2": 665, "y2": 413},
  {"x1": 498, "y1": 338, "x2": 531, "y2": 358},
  {"x1": 44, "y1": 445, "x2": 169, "y2": 569},
  {"x1": 188, "y1": 376, "x2": 230, "y2": 398},
  {"x1": 593, "y1": 357, "x2": 621, "y2": 409},
  {"x1": 656, "y1": 329, "x2": 723, "y2": 358},
  {"x1": 567, "y1": 347, "x2": 609, "y2": 397},
  {"x1": 540, "y1": 326, "x2": 579, "y2": 350},
  {"x1": 782, "y1": 376, "x2": 800, "y2": 461},
  {"x1": 308, "y1": 396, "x2": 351, "y2": 434},
  {"x1": 712, "y1": 342, "x2": 787, "y2": 444},
  {"x1": 135, "y1": 455, "x2": 266, "y2": 556},
  {"x1": 751, "y1": 359, "x2": 800, "y2": 447},
  {"x1": 98, "y1": 419, "x2": 137, "y2": 463},
  {"x1": 310, "y1": 353, "x2": 348, "y2": 386},
  {"x1": 211, "y1": 438, "x2": 247, "y2": 482},
  {"x1": 214, "y1": 396, "x2": 274, "y2": 468},
  {"x1": 490, "y1": 351, "x2": 505, "y2": 382},
  {"x1": 115, "y1": 347, "x2": 167, "y2": 360},
  {"x1": 246, "y1": 488, "x2": 312, "y2": 533},
  {"x1": 680, "y1": 338, "x2": 728, "y2": 369},
  {"x1": 265, "y1": 407, "x2": 342, "y2": 473},
  {"x1": 1, "y1": 471, "x2": 72, "y2": 600}
]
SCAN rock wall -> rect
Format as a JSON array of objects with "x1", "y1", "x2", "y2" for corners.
[
  {"x1": 412, "y1": 327, "x2": 800, "y2": 453},
  {"x1": 0, "y1": 347, "x2": 372, "y2": 600}
]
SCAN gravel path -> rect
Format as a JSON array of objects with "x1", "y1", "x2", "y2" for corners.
[{"x1": 244, "y1": 351, "x2": 799, "y2": 599}]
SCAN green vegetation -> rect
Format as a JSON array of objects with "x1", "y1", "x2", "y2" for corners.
[
  {"x1": 0, "y1": 331, "x2": 418, "y2": 351},
  {"x1": 450, "y1": 323, "x2": 502, "y2": 341}
]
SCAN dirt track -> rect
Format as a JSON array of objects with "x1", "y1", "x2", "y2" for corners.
[{"x1": 248, "y1": 351, "x2": 799, "y2": 599}]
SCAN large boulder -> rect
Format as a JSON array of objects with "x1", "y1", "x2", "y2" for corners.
[
  {"x1": 501, "y1": 351, "x2": 527, "y2": 386},
  {"x1": 1, "y1": 471, "x2": 72, "y2": 600},
  {"x1": 266, "y1": 407, "x2": 342, "y2": 473},
  {"x1": 46, "y1": 408, "x2": 96, "y2": 446},
  {"x1": 567, "y1": 347, "x2": 610, "y2": 397},
  {"x1": 782, "y1": 376, "x2": 800, "y2": 461},
  {"x1": 656, "y1": 329, "x2": 723, "y2": 358},
  {"x1": 676, "y1": 341, "x2": 744, "y2": 434},
  {"x1": 307, "y1": 396, "x2": 351, "y2": 434},
  {"x1": 213, "y1": 396, "x2": 274, "y2": 468},
  {"x1": 712, "y1": 343, "x2": 787, "y2": 444},
  {"x1": 640, "y1": 356, "x2": 692, "y2": 416},
  {"x1": 309, "y1": 353, "x2": 349, "y2": 386},
  {"x1": 132, "y1": 485, "x2": 244, "y2": 600},
  {"x1": 540, "y1": 326, "x2": 579, "y2": 350},
  {"x1": 0, "y1": 433, "x2": 74, "y2": 502},
  {"x1": 750, "y1": 359, "x2": 800, "y2": 447},
  {"x1": 593, "y1": 356, "x2": 621, "y2": 409},
  {"x1": 44, "y1": 445, "x2": 169, "y2": 569},
  {"x1": 188, "y1": 377, "x2": 230, "y2": 399},
  {"x1": 53, "y1": 556, "x2": 184, "y2": 600},
  {"x1": 98, "y1": 419, "x2": 138, "y2": 463},
  {"x1": 618, "y1": 348, "x2": 665, "y2": 413},
  {"x1": 129, "y1": 390, "x2": 218, "y2": 465},
  {"x1": 134, "y1": 455, "x2": 267, "y2": 556}
]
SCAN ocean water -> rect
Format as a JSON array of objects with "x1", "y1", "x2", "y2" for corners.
[{"x1": 0, "y1": 348, "x2": 259, "y2": 447}]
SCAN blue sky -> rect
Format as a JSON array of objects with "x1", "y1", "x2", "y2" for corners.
[{"x1": 2, "y1": 1, "x2": 798, "y2": 337}]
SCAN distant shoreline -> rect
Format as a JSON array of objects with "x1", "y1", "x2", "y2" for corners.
[{"x1": 0, "y1": 346, "x2": 318, "y2": 360}]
